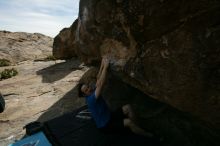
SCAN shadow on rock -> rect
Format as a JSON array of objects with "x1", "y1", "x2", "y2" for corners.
[
  {"x1": 102, "y1": 71, "x2": 220, "y2": 146},
  {"x1": 36, "y1": 58, "x2": 82, "y2": 83},
  {"x1": 36, "y1": 67, "x2": 98, "y2": 122},
  {"x1": 37, "y1": 83, "x2": 85, "y2": 122}
]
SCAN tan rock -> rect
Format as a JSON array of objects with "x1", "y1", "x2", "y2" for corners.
[{"x1": 0, "y1": 31, "x2": 53, "y2": 64}]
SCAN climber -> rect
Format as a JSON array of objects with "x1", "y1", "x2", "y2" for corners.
[{"x1": 78, "y1": 56, "x2": 153, "y2": 137}]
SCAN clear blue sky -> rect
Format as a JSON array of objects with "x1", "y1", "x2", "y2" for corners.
[{"x1": 0, "y1": 0, "x2": 79, "y2": 37}]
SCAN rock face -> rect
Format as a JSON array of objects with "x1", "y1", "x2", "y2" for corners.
[
  {"x1": 54, "y1": 0, "x2": 220, "y2": 132},
  {"x1": 0, "y1": 30, "x2": 53, "y2": 63}
]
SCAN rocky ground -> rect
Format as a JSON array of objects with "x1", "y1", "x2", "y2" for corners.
[{"x1": 0, "y1": 31, "x2": 88, "y2": 146}]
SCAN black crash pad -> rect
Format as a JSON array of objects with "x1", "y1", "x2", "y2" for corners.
[{"x1": 43, "y1": 106, "x2": 161, "y2": 146}]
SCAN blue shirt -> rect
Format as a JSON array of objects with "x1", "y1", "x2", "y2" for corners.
[{"x1": 86, "y1": 92, "x2": 111, "y2": 128}]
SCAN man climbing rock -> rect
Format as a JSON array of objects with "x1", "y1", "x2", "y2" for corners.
[{"x1": 78, "y1": 56, "x2": 153, "y2": 137}]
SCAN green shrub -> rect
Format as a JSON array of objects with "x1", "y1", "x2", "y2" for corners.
[
  {"x1": 0, "y1": 68, "x2": 18, "y2": 80},
  {"x1": 45, "y1": 55, "x2": 56, "y2": 61},
  {"x1": 0, "y1": 59, "x2": 10, "y2": 67}
]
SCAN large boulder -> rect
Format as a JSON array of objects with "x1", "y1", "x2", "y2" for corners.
[
  {"x1": 53, "y1": 0, "x2": 220, "y2": 144},
  {"x1": 54, "y1": 0, "x2": 220, "y2": 129}
]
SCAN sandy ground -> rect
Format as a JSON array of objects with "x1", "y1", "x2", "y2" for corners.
[{"x1": 0, "y1": 59, "x2": 88, "y2": 145}]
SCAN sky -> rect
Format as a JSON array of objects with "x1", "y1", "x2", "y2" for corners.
[{"x1": 0, "y1": 0, "x2": 79, "y2": 37}]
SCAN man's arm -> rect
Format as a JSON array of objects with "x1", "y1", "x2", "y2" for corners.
[
  {"x1": 96, "y1": 58, "x2": 104, "y2": 80},
  {"x1": 95, "y1": 58, "x2": 109, "y2": 99}
]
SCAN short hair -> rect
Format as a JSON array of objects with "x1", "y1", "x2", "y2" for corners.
[{"x1": 78, "y1": 83, "x2": 85, "y2": 97}]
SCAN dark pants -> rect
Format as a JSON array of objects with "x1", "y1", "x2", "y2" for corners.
[{"x1": 99, "y1": 108, "x2": 129, "y2": 134}]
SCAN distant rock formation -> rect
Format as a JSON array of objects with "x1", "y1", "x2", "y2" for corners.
[
  {"x1": 53, "y1": 20, "x2": 78, "y2": 59},
  {"x1": 0, "y1": 30, "x2": 53, "y2": 63},
  {"x1": 53, "y1": 0, "x2": 220, "y2": 145}
]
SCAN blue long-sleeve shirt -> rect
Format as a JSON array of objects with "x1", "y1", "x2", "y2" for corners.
[{"x1": 86, "y1": 92, "x2": 111, "y2": 128}]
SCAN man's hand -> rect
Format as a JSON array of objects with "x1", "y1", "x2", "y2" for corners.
[{"x1": 102, "y1": 57, "x2": 109, "y2": 68}]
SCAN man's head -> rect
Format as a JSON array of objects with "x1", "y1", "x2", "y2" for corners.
[{"x1": 78, "y1": 83, "x2": 94, "y2": 97}]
